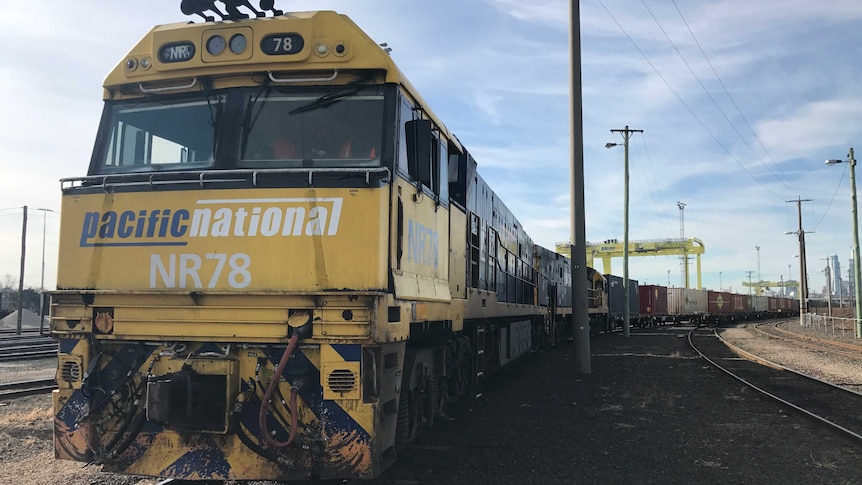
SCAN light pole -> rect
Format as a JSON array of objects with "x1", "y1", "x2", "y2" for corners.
[
  {"x1": 719, "y1": 271, "x2": 722, "y2": 291},
  {"x1": 677, "y1": 201, "x2": 687, "y2": 288},
  {"x1": 667, "y1": 269, "x2": 671, "y2": 287},
  {"x1": 606, "y1": 126, "x2": 642, "y2": 338},
  {"x1": 826, "y1": 148, "x2": 862, "y2": 338},
  {"x1": 756, "y1": 246, "x2": 761, "y2": 283},
  {"x1": 35, "y1": 208, "x2": 54, "y2": 333}
]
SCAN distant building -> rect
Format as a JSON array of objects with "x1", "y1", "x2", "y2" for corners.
[{"x1": 831, "y1": 254, "x2": 841, "y2": 297}]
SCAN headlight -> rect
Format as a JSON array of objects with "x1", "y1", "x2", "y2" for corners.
[
  {"x1": 206, "y1": 35, "x2": 226, "y2": 56},
  {"x1": 229, "y1": 34, "x2": 247, "y2": 54}
]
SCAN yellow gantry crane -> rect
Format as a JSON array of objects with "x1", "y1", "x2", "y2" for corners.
[
  {"x1": 555, "y1": 238, "x2": 706, "y2": 289},
  {"x1": 741, "y1": 280, "x2": 799, "y2": 296}
]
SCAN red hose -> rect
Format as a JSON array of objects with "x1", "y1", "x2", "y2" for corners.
[{"x1": 258, "y1": 334, "x2": 300, "y2": 448}]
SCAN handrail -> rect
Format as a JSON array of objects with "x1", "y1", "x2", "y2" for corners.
[
  {"x1": 60, "y1": 167, "x2": 391, "y2": 190},
  {"x1": 138, "y1": 78, "x2": 198, "y2": 93},
  {"x1": 268, "y1": 70, "x2": 338, "y2": 83}
]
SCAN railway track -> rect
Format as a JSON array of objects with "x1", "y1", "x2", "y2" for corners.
[
  {"x1": 753, "y1": 321, "x2": 862, "y2": 360},
  {"x1": 0, "y1": 378, "x2": 56, "y2": 400},
  {"x1": 688, "y1": 326, "x2": 862, "y2": 443},
  {"x1": 0, "y1": 336, "x2": 57, "y2": 361}
]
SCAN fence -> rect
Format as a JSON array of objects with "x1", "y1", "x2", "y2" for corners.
[{"x1": 801, "y1": 313, "x2": 857, "y2": 338}]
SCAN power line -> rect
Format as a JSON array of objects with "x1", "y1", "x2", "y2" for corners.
[
  {"x1": 595, "y1": 0, "x2": 786, "y2": 201},
  {"x1": 632, "y1": 133, "x2": 675, "y2": 237},
  {"x1": 670, "y1": 0, "x2": 799, "y2": 193},
  {"x1": 643, "y1": 0, "x2": 800, "y2": 196},
  {"x1": 811, "y1": 163, "x2": 848, "y2": 231}
]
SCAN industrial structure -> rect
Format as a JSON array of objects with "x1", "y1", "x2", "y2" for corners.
[{"x1": 556, "y1": 238, "x2": 706, "y2": 289}]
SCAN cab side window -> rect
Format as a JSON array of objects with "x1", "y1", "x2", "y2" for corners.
[{"x1": 400, "y1": 95, "x2": 448, "y2": 202}]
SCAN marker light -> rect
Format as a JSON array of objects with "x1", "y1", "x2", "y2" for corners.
[
  {"x1": 316, "y1": 44, "x2": 330, "y2": 56},
  {"x1": 140, "y1": 57, "x2": 152, "y2": 70},
  {"x1": 229, "y1": 34, "x2": 247, "y2": 54},
  {"x1": 206, "y1": 35, "x2": 226, "y2": 56}
]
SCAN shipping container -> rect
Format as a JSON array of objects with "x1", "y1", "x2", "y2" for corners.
[
  {"x1": 730, "y1": 294, "x2": 750, "y2": 313},
  {"x1": 707, "y1": 291, "x2": 733, "y2": 315},
  {"x1": 668, "y1": 288, "x2": 708, "y2": 319},
  {"x1": 753, "y1": 295, "x2": 768, "y2": 313},
  {"x1": 639, "y1": 284, "x2": 668, "y2": 315}
]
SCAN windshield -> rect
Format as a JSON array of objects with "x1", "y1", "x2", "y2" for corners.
[
  {"x1": 240, "y1": 87, "x2": 384, "y2": 168},
  {"x1": 95, "y1": 96, "x2": 223, "y2": 174}
]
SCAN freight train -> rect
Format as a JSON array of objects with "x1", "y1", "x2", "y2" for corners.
[
  {"x1": 47, "y1": 3, "x2": 798, "y2": 482},
  {"x1": 49, "y1": 4, "x2": 579, "y2": 482},
  {"x1": 588, "y1": 279, "x2": 799, "y2": 333}
]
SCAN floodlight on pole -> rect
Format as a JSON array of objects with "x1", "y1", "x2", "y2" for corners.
[{"x1": 607, "y1": 126, "x2": 642, "y2": 337}]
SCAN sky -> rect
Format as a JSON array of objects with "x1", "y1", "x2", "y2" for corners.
[{"x1": 1, "y1": 0, "x2": 860, "y2": 297}]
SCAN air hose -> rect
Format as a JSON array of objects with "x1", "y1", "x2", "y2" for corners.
[{"x1": 258, "y1": 333, "x2": 300, "y2": 448}]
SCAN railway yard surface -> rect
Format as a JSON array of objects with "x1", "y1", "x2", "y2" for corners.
[{"x1": 3, "y1": 320, "x2": 862, "y2": 484}]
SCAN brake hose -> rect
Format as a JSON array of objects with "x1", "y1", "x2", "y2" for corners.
[{"x1": 258, "y1": 334, "x2": 300, "y2": 448}]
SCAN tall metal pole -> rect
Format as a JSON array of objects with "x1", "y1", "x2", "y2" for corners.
[
  {"x1": 569, "y1": 0, "x2": 590, "y2": 373},
  {"x1": 824, "y1": 258, "x2": 833, "y2": 317},
  {"x1": 849, "y1": 148, "x2": 862, "y2": 337},
  {"x1": 610, "y1": 126, "x2": 642, "y2": 337},
  {"x1": 746, "y1": 271, "x2": 754, "y2": 296},
  {"x1": 719, "y1": 271, "x2": 722, "y2": 291},
  {"x1": 17, "y1": 206, "x2": 27, "y2": 335},
  {"x1": 35, "y1": 208, "x2": 53, "y2": 333},
  {"x1": 756, "y1": 246, "x2": 761, "y2": 283},
  {"x1": 677, "y1": 202, "x2": 687, "y2": 288}
]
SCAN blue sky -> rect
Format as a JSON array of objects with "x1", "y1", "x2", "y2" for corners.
[{"x1": 1, "y1": 0, "x2": 860, "y2": 296}]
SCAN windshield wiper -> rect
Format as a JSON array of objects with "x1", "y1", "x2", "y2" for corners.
[
  {"x1": 288, "y1": 86, "x2": 360, "y2": 115},
  {"x1": 288, "y1": 76, "x2": 374, "y2": 115}
]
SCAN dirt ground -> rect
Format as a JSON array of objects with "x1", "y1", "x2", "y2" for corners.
[{"x1": 3, "y1": 320, "x2": 862, "y2": 484}]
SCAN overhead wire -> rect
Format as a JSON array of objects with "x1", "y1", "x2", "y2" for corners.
[
  {"x1": 630, "y1": 133, "x2": 675, "y2": 238},
  {"x1": 670, "y1": 1, "x2": 800, "y2": 193},
  {"x1": 806, "y1": 166, "x2": 850, "y2": 236},
  {"x1": 642, "y1": 0, "x2": 800, "y2": 197},
  {"x1": 595, "y1": 0, "x2": 787, "y2": 202}
]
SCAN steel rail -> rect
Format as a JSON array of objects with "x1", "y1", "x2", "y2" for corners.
[
  {"x1": 688, "y1": 326, "x2": 862, "y2": 443},
  {"x1": 0, "y1": 378, "x2": 57, "y2": 400}
]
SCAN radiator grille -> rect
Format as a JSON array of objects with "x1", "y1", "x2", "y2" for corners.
[
  {"x1": 61, "y1": 361, "x2": 82, "y2": 383},
  {"x1": 327, "y1": 369, "x2": 357, "y2": 393}
]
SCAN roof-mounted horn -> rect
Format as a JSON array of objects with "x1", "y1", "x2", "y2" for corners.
[{"x1": 181, "y1": 0, "x2": 284, "y2": 22}]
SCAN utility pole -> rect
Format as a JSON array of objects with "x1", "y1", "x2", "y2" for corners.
[
  {"x1": 677, "y1": 202, "x2": 688, "y2": 288},
  {"x1": 17, "y1": 205, "x2": 27, "y2": 335},
  {"x1": 569, "y1": 0, "x2": 590, "y2": 373},
  {"x1": 719, "y1": 271, "x2": 722, "y2": 291},
  {"x1": 756, "y1": 246, "x2": 761, "y2": 283},
  {"x1": 745, "y1": 271, "x2": 755, "y2": 296},
  {"x1": 823, "y1": 257, "x2": 833, "y2": 317},
  {"x1": 35, "y1": 208, "x2": 53, "y2": 333},
  {"x1": 608, "y1": 125, "x2": 643, "y2": 338},
  {"x1": 786, "y1": 197, "x2": 812, "y2": 326}
]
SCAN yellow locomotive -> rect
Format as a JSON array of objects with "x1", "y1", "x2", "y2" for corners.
[{"x1": 50, "y1": 3, "x2": 573, "y2": 481}]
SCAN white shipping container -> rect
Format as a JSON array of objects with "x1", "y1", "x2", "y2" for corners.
[
  {"x1": 668, "y1": 288, "x2": 708, "y2": 315},
  {"x1": 753, "y1": 295, "x2": 768, "y2": 312}
]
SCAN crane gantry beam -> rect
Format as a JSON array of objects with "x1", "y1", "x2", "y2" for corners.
[
  {"x1": 741, "y1": 280, "x2": 799, "y2": 296},
  {"x1": 555, "y1": 238, "x2": 706, "y2": 289}
]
